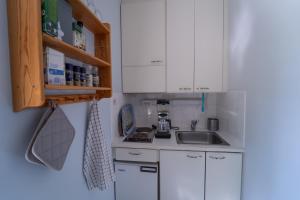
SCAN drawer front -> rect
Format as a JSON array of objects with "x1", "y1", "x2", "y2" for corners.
[{"x1": 115, "y1": 148, "x2": 159, "y2": 162}]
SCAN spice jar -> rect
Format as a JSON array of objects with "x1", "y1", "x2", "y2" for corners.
[
  {"x1": 80, "y1": 66, "x2": 87, "y2": 87},
  {"x1": 73, "y1": 65, "x2": 81, "y2": 86},
  {"x1": 65, "y1": 63, "x2": 73, "y2": 86},
  {"x1": 92, "y1": 67, "x2": 100, "y2": 87},
  {"x1": 86, "y1": 65, "x2": 93, "y2": 87}
]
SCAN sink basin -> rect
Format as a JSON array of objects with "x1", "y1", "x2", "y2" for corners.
[{"x1": 176, "y1": 131, "x2": 229, "y2": 145}]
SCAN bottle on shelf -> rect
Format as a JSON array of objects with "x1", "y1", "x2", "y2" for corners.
[
  {"x1": 92, "y1": 67, "x2": 100, "y2": 87},
  {"x1": 80, "y1": 65, "x2": 87, "y2": 87},
  {"x1": 86, "y1": 65, "x2": 94, "y2": 87},
  {"x1": 72, "y1": 20, "x2": 86, "y2": 51},
  {"x1": 65, "y1": 63, "x2": 74, "y2": 86}
]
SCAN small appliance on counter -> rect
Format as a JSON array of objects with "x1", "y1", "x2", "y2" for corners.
[
  {"x1": 155, "y1": 99, "x2": 172, "y2": 139},
  {"x1": 207, "y1": 117, "x2": 220, "y2": 131},
  {"x1": 118, "y1": 104, "x2": 154, "y2": 143}
]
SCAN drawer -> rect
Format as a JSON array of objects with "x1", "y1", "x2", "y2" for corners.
[{"x1": 115, "y1": 148, "x2": 159, "y2": 162}]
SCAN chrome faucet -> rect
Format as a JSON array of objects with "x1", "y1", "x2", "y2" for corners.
[{"x1": 191, "y1": 120, "x2": 198, "y2": 131}]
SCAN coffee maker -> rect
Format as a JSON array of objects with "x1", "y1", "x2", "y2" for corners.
[{"x1": 155, "y1": 99, "x2": 171, "y2": 139}]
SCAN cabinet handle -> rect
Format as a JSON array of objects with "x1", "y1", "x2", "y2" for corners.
[
  {"x1": 179, "y1": 87, "x2": 192, "y2": 91},
  {"x1": 196, "y1": 87, "x2": 210, "y2": 90},
  {"x1": 209, "y1": 156, "x2": 226, "y2": 160},
  {"x1": 187, "y1": 155, "x2": 202, "y2": 159},
  {"x1": 151, "y1": 60, "x2": 163, "y2": 63},
  {"x1": 128, "y1": 152, "x2": 142, "y2": 156},
  {"x1": 140, "y1": 166, "x2": 157, "y2": 173}
]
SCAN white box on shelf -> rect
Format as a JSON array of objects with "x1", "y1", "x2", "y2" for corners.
[{"x1": 44, "y1": 47, "x2": 66, "y2": 85}]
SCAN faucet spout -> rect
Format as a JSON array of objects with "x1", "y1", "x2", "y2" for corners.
[{"x1": 191, "y1": 120, "x2": 198, "y2": 131}]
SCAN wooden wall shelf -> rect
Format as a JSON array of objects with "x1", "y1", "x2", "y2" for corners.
[
  {"x1": 68, "y1": 0, "x2": 110, "y2": 34},
  {"x1": 43, "y1": 34, "x2": 111, "y2": 68},
  {"x1": 7, "y1": 0, "x2": 112, "y2": 112}
]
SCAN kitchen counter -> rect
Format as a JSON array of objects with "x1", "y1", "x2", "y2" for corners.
[{"x1": 112, "y1": 130, "x2": 245, "y2": 153}]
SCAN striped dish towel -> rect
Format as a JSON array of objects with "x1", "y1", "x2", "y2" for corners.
[{"x1": 83, "y1": 100, "x2": 115, "y2": 190}]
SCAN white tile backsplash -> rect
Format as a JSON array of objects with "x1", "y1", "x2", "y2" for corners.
[
  {"x1": 125, "y1": 93, "x2": 218, "y2": 130},
  {"x1": 216, "y1": 91, "x2": 246, "y2": 147},
  {"x1": 112, "y1": 91, "x2": 246, "y2": 147}
]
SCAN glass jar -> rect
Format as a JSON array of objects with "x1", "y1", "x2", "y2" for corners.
[
  {"x1": 86, "y1": 65, "x2": 93, "y2": 87},
  {"x1": 65, "y1": 63, "x2": 73, "y2": 86},
  {"x1": 80, "y1": 66, "x2": 87, "y2": 86},
  {"x1": 92, "y1": 67, "x2": 100, "y2": 87}
]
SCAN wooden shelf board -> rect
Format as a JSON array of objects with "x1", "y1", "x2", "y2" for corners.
[
  {"x1": 67, "y1": 0, "x2": 110, "y2": 34},
  {"x1": 45, "y1": 94, "x2": 101, "y2": 105},
  {"x1": 43, "y1": 34, "x2": 111, "y2": 68},
  {"x1": 45, "y1": 84, "x2": 111, "y2": 91}
]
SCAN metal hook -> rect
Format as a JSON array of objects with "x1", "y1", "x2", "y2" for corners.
[{"x1": 48, "y1": 100, "x2": 57, "y2": 109}]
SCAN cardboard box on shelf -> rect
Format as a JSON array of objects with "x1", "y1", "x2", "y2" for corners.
[
  {"x1": 44, "y1": 47, "x2": 66, "y2": 85},
  {"x1": 42, "y1": 0, "x2": 58, "y2": 37}
]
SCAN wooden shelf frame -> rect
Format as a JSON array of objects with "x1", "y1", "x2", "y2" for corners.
[
  {"x1": 45, "y1": 84, "x2": 111, "y2": 91},
  {"x1": 67, "y1": 0, "x2": 110, "y2": 34},
  {"x1": 43, "y1": 34, "x2": 110, "y2": 68},
  {"x1": 46, "y1": 94, "x2": 104, "y2": 105},
  {"x1": 7, "y1": 0, "x2": 112, "y2": 111}
]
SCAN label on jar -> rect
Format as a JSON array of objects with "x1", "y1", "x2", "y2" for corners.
[
  {"x1": 86, "y1": 74, "x2": 93, "y2": 87},
  {"x1": 93, "y1": 76, "x2": 100, "y2": 87}
]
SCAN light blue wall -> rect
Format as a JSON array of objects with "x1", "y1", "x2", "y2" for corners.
[
  {"x1": 0, "y1": 0, "x2": 121, "y2": 200},
  {"x1": 228, "y1": 1, "x2": 300, "y2": 200}
]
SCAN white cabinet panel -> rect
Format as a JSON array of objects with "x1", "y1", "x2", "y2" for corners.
[
  {"x1": 121, "y1": 0, "x2": 165, "y2": 67},
  {"x1": 166, "y1": 0, "x2": 195, "y2": 93},
  {"x1": 194, "y1": 0, "x2": 224, "y2": 92},
  {"x1": 122, "y1": 66, "x2": 165, "y2": 93},
  {"x1": 206, "y1": 152, "x2": 242, "y2": 200},
  {"x1": 115, "y1": 148, "x2": 159, "y2": 162},
  {"x1": 160, "y1": 150, "x2": 205, "y2": 200},
  {"x1": 121, "y1": 0, "x2": 166, "y2": 93},
  {"x1": 115, "y1": 162, "x2": 158, "y2": 200}
]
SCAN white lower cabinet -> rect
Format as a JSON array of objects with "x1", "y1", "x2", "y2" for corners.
[
  {"x1": 160, "y1": 150, "x2": 205, "y2": 200},
  {"x1": 206, "y1": 152, "x2": 242, "y2": 200},
  {"x1": 115, "y1": 162, "x2": 158, "y2": 200},
  {"x1": 160, "y1": 151, "x2": 242, "y2": 200}
]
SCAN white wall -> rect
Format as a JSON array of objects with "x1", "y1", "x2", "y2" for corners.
[
  {"x1": 228, "y1": 0, "x2": 300, "y2": 199},
  {"x1": 0, "y1": 0, "x2": 121, "y2": 199}
]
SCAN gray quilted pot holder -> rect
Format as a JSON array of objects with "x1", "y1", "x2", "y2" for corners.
[
  {"x1": 25, "y1": 108, "x2": 54, "y2": 166},
  {"x1": 32, "y1": 106, "x2": 75, "y2": 171}
]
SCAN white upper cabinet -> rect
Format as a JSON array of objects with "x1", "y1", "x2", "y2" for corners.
[
  {"x1": 194, "y1": 0, "x2": 224, "y2": 92},
  {"x1": 122, "y1": 0, "x2": 166, "y2": 93},
  {"x1": 166, "y1": 0, "x2": 195, "y2": 93},
  {"x1": 122, "y1": 0, "x2": 226, "y2": 93},
  {"x1": 206, "y1": 152, "x2": 242, "y2": 200},
  {"x1": 160, "y1": 150, "x2": 205, "y2": 200}
]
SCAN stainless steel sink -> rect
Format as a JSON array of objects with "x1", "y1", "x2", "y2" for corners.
[{"x1": 176, "y1": 131, "x2": 229, "y2": 145}]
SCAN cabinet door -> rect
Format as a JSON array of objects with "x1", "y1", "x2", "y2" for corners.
[
  {"x1": 194, "y1": 0, "x2": 224, "y2": 92},
  {"x1": 160, "y1": 150, "x2": 205, "y2": 200},
  {"x1": 166, "y1": 0, "x2": 194, "y2": 93},
  {"x1": 122, "y1": 66, "x2": 166, "y2": 93},
  {"x1": 115, "y1": 162, "x2": 158, "y2": 200},
  {"x1": 121, "y1": 0, "x2": 166, "y2": 93},
  {"x1": 121, "y1": 0, "x2": 165, "y2": 67},
  {"x1": 206, "y1": 152, "x2": 242, "y2": 200}
]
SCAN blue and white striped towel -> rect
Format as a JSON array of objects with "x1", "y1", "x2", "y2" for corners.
[{"x1": 83, "y1": 100, "x2": 115, "y2": 190}]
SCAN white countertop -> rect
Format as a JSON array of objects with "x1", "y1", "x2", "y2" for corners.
[{"x1": 112, "y1": 130, "x2": 245, "y2": 153}]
